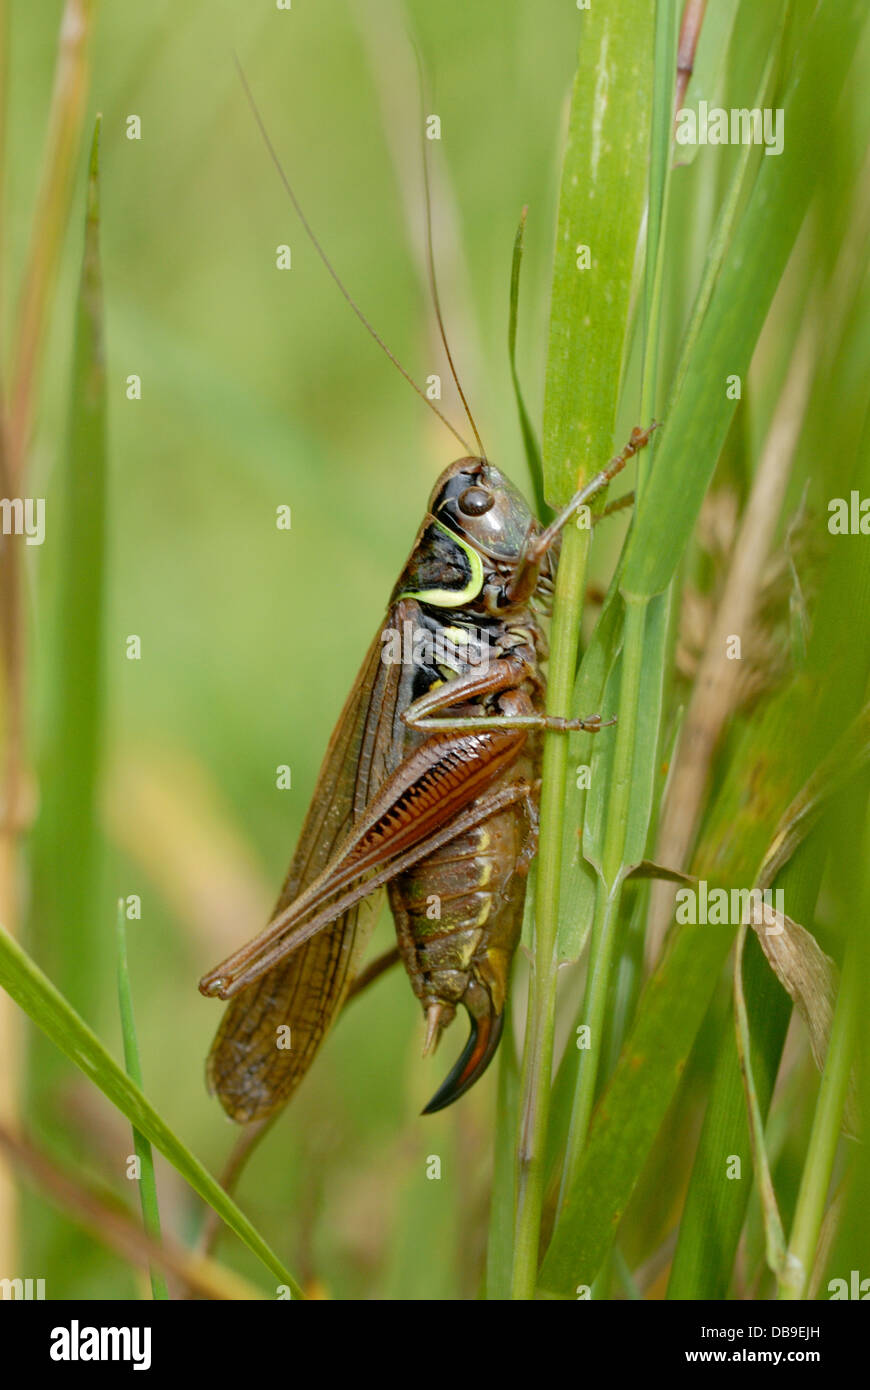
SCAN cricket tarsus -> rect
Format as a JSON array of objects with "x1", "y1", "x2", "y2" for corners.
[{"x1": 506, "y1": 421, "x2": 659, "y2": 603}]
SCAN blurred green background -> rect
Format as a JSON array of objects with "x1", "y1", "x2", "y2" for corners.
[
  {"x1": 5, "y1": 0, "x2": 870, "y2": 1302},
  {"x1": 9, "y1": 0, "x2": 587, "y2": 1299}
]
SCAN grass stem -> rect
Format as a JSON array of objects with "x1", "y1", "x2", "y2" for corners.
[{"x1": 511, "y1": 522, "x2": 591, "y2": 1299}]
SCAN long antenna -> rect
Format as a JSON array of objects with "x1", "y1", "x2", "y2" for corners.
[
  {"x1": 413, "y1": 48, "x2": 487, "y2": 462},
  {"x1": 232, "y1": 54, "x2": 475, "y2": 458}
]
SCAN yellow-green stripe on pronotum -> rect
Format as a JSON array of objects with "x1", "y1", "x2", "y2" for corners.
[{"x1": 399, "y1": 519, "x2": 485, "y2": 607}]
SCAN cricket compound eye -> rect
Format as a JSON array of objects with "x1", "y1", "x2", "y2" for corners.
[{"x1": 457, "y1": 485, "x2": 494, "y2": 517}]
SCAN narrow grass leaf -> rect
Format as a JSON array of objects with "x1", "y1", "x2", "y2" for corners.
[
  {"x1": 677, "y1": 0, "x2": 743, "y2": 167},
  {"x1": 507, "y1": 205, "x2": 545, "y2": 518},
  {"x1": 622, "y1": 0, "x2": 868, "y2": 600},
  {"x1": 665, "y1": 896, "x2": 794, "y2": 1299},
  {"x1": 780, "y1": 931, "x2": 860, "y2": 1298},
  {"x1": 538, "y1": 678, "x2": 820, "y2": 1297},
  {"x1": 732, "y1": 925, "x2": 790, "y2": 1278},
  {"x1": 30, "y1": 114, "x2": 107, "y2": 1018},
  {"x1": 0, "y1": 923, "x2": 303, "y2": 1298},
  {"x1": 116, "y1": 899, "x2": 168, "y2": 1300},
  {"x1": 511, "y1": 0, "x2": 655, "y2": 1299},
  {"x1": 485, "y1": 981, "x2": 521, "y2": 1299},
  {"x1": 756, "y1": 700, "x2": 870, "y2": 889},
  {"x1": 619, "y1": 590, "x2": 670, "y2": 871},
  {"x1": 556, "y1": 587, "x2": 623, "y2": 961},
  {"x1": 542, "y1": 1, "x2": 654, "y2": 504}
]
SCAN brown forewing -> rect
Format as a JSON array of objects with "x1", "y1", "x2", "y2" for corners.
[{"x1": 205, "y1": 604, "x2": 417, "y2": 1123}]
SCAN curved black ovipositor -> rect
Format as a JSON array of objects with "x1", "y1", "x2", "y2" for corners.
[{"x1": 421, "y1": 1009, "x2": 505, "y2": 1115}]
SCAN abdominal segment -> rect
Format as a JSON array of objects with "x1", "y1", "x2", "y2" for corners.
[{"x1": 387, "y1": 786, "x2": 532, "y2": 1039}]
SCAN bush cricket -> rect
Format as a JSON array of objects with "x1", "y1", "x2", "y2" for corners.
[{"x1": 199, "y1": 59, "x2": 655, "y2": 1122}]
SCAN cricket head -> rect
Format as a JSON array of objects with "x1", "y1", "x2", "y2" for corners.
[
  {"x1": 392, "y1": 457, "x2": 540, "y2": 613},
  {"x1": 428, "y1": 456, "x2": 537, "y2": 562}
]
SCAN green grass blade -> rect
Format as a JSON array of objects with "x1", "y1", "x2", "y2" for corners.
[
  {"x1": 597, "y1": 590, "x2": 670, "y2": 877},
  {"x1": 668, "y1": 379, "x2": 870, "y2": 1298},
  {"x1": 485, "y1": 1002, "x2": 521, "y2": 1299},
  {"x1": 733, "y1": 925, "x2": 790, "y2": 1279},
  {"x1": 665, "y1": 911, "x2": 793, "y2": 1298},
  {"x1": 667, "y1": 713, "x2": 869, "y2": 1297},
  {"x1": 116, "y1": 899, "x2": 168, "y2": 1300},
  {"x1": 639, "y1": 0, "x2": 679, "y2": 450},
  {"x1": 0, "y1": 1123, "x2": 266, "y2": 1301},
  {"x1": 538, "y1": 674, "x2": 821, "y2": 1297},
  {"x1": 553, "y1": 586, "x2": 624, "y2": 969},
  {"x1": 0, "y1": 922, "x2": 304, "y2": 1299},
  {"x1": 677, "y1": 0, "x2": 743, "y2": 167},
  {"x1": 21, "y1": 109, "x2": 109, "y2": 1283},
  {"x1": 556, "y1": 589, "x2": 670, "y2": 1210},
  {"x1": 669, "y1": 5, "x2": 789, "y2": 414},
  {"x1": 779, "y1": 931, "x2": 859, "y2": 1298},
  {"x1": 507, "y1": 205, "x2": 546, "y2": 518},
  {"x1": 541, "y1": 5, "x2": 654, "y2": 505},
  {"x1": 621, "y1": 0, "x2": 868, "y2": 600},
  {"x1": 555, "y1": 585, "x2": 624, "y2": 962},
  {"x1": 29, "y1": 113, "x2": 108, "y2": 1021},
  {"x1": 551, "y1": 0, "x2": 678, "y2": 1219},
  {"x1": 511, "y1": 0, "x2": 655, "y2": 1300}
]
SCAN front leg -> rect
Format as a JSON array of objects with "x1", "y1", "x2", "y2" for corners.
[
  {"x1": 402, "y1": 654, "x2": 536, "y2": 725},
  {"x1": 504, "y1": 422, "x2": 659, "y2": 607},
  {"x1": 402, "y1": 663, "x2": 613, "y2": 735}
]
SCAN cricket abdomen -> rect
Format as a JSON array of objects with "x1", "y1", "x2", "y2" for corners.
[
  {"x1": 387, "y1": 757, "x2": 535, "y2": 1109},
  {"x1": 389, "y1": 803, "x2": 525, "y2": 1002}
]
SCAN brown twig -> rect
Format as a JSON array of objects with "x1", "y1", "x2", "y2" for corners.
[
  {"x1": 0, "y1": 0, "x2": 8, "y2": 420},
  {"x1": 674, "y1": 0, "x2": 707, "y2": 117},
  {"x1": 0, "y1": 1122, "x2": 264, "y2": 1300},
  {"x1": 645, "y1": 321, "x2": 815, "y2": 968},
  {"x1": 7, "y1": 0, "x2": 95, "y2": 483}
]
